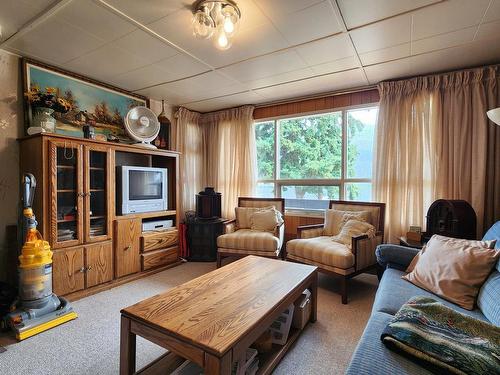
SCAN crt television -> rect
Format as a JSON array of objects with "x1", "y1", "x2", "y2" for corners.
[{"x1": 116, "y1": 166, "x2": 168, "y2": 215}]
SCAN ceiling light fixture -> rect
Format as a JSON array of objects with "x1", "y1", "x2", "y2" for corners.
[{"x1": 191, "y1": 0, "x2": 241, "y2": 50}]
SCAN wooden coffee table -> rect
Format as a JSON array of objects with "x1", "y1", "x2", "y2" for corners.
[{"x1": 120, "y1": 255, "x2": 318, "y2": 375}]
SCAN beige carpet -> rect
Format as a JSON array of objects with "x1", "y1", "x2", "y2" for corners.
[{"x1": 0, "y1": 261, "x2": 378, "y2": 374}]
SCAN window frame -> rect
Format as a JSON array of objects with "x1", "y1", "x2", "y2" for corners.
[{"x1": 255, "y1": 103, "x2": 379, "y2": 211}]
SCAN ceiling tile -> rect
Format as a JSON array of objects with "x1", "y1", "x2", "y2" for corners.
[
  {"x1": 113, "y1": 29, "x2": 178, "y2": 64},
  {"x1": 411, "y1": 0, "x2": 490, "y2": 40},
  {"x1": 255, "y1": 69, "x2": 368, "y2": 100},
  {"x1": 364, "y1": 58, "x2": 412, "y2": 84},
  {"x1": 66, "y1": 45, "x2": 149, "y2": 81},
  {"x1": 108, "y1": 64, "x2": 173, "y2": 91},
  {"x1": 337, "y1": 0, "x2": 439, "y2": 29},
  {"x1": 0, "y1": 0, "x2": 54, "y2": 41},
  {"x1": 484, "y1": 0, "x2": 500, "y2": 23},
  {"x1": 310, "y1": 56, "x2": 360, "y2": 75},
  {"x1": 57, "y1": 0, "x2": 136, "y2": 42},
  {"x1": 183, "y1": 91, "x2": 266, "y2": 112},
  {"x1": 294, "y1": 34, "x2": 355, "y2": 66},
  {"x1": 242, "y1": 67, "x2": 315, "y2": 90},
  {"x1": 359, "y1": 43, "x2": 410, "y2": 65},
  {"x1": 350, "y1": 14, "x2": 411, "y2": 53},
  {"x1": 253, "y1": 0, "x2": 324, "y2": 19},
  {"x1": 269, "y1": 1, "x2": 344, "y2": 45},
  {"x1": 154, "y1": 54, "x2": 210, "y2": 81},
  {"x1": 219, "y1": 50, "x2": 307, "y2": 83},
  {"x1": 101, "y1": 0, "x2": 186, "y2": 24},
  {"x1": 411, "y1": 27, "x2": 476, "y2": 55},
  {"x1": 475, "y1": 20, "x2": 500, "y2": 41},
  {"x1": 5, "y1": 18, "x2": 105, "y2": 65},
  {"x1": 410, "y1": 37, "x2": 500, "y2": 76}
]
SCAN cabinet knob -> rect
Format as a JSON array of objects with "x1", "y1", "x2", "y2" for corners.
[
  {"x1": 125, "y1": 245, "x2": 132, "y2": 251},
  {"x1": 79, "y1": 267, "x2": 85, "y2": 273},
  {"x1": 87, "y1": 265, "x2": 92, "y2": 271}
]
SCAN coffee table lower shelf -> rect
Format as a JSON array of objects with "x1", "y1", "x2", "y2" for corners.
[{"x1": 135, "y1": 326, "x2": 304, "y2": 375}]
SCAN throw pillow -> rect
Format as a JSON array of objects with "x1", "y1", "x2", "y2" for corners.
[
  {"x1": 235, "y1": 206, "x2": 275, "y2": 229},
  {"x1": 331, "y1": 219, "x2": 376, "y2": 249},
  {"x1": 402, "y1": 235, "x2": 499, "y2": 310},
  {"x1": 250, "y1": 208, "x2": 283, "y2": 232},
  {"x1": 323, "y1": 209, "x2": 370, "y2": 236}
]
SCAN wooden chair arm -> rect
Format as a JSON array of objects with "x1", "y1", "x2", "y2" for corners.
[
  {"x1": 352, "y1": 233, "x2": 384, "y2": 270},
  {"x1": 297, "y1": 223, "x2": 324, "y2": 239},
  {"x1": 274, "y1": 221, "x2": 284, "y2": 238}
]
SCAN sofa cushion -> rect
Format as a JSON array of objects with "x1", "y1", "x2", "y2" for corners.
[
  {"x1": 249, "y1": 208, "x2": 283, "y2": 232},
  {"x1": 323, "y1": 209, "x2": 370, "y2": 236},
  {"x1": 286, "y1": 236, "x2": 355, "y2": 269},
  {"x1": 477, "y1": 268, "x2": 500, "y2": 326},
  {"x1": 345, "y1": 311, "x2": 433, "y2": 375},
  {"x1": 217, "y1": 229, "x2": 280, "y2": 252},
  {"x1": 373, "y1": 268, "x2": 488, "y2": 322},
  {"x1": 235, "y1": 206, "x2": 274, "y2": 229}
]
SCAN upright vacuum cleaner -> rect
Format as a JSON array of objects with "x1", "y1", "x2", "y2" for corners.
[{"x1": 4, "y1": 173, "x2": 77, "y2": 340}]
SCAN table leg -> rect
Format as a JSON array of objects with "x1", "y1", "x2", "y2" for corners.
[
  {"x1": 120, "y1": 316, "x2": 136, "y2": 375},
  {"x1": 310, "y1": 271, "x2": 318, "y2": 323},
  {"x1": 204, "y1": 352, "x2": 232, "y2": 375}
]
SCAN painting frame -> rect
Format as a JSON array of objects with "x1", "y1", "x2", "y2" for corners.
[{"x1": 22, "y1": 58, "x2": 149, "y2": 140}]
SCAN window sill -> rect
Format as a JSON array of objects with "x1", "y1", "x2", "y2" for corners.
[{"x1": 284, "y1": 209, "x2": 324, "y2": 218}]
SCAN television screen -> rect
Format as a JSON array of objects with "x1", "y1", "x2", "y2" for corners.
[{"x1": 129, "y1": 170, "x2": 163, "y2": 200}]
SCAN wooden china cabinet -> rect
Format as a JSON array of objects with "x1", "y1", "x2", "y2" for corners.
[{"x1": 19, "y1": 133, "x2": 181, "y2": 299}]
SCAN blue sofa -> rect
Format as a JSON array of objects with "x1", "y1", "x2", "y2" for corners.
[{"x1": 346, "y1": 222, "x2": 500, "y2": 374}]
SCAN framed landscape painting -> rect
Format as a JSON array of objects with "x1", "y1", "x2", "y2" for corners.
[{"x1": 23, "y1": 59, "x2": 147, "y2": 140}]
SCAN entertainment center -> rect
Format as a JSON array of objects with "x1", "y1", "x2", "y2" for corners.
[{"x1": 18, "y1": 133, "x2": 181, "y2": 300}]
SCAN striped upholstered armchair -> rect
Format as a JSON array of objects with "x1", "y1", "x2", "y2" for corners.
[
  {"x1": 216, "y1": 197, "x2": 285, "y2": 267},
  {"x1": 286, "y1": 200, "x2": 385, "y2": 304}
]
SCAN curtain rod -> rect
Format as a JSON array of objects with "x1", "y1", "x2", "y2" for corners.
[{"x1": 253, "y1": 85, "x2": 378, "y2": 108}]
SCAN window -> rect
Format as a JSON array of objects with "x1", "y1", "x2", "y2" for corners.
[{"x1": 255, "y1": 105, "x2": 378, "y2": 211}]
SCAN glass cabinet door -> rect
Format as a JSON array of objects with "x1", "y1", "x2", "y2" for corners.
[
  {"x1": 85, "y1": 146, "x2": 111, "y2": 242},
  {"x1": 49, "y1": 141, "x2": 83, "y2": 248}
]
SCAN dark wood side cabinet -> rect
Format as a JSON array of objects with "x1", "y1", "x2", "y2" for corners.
[{"x1": 186, "y1": 218, "x2": 225, "y2": 262}]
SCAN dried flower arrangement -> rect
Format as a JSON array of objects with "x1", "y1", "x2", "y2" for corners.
[{"x1": 25, "y1": 86, "x2": 72, "y2": 113}]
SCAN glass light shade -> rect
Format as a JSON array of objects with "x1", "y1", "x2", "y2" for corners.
[
  {"x1": 221, "y1": 5, "x2": 240, "y2": 36},
  {"x1": 487, "y1": 107, "x2": 500, "y2": 125},
  {"x1": 192, "y1": 8, "x2": 214, "y2": 39},
  {"x1": 213, "y1": 26, "x2": 232, "y2": 50}
]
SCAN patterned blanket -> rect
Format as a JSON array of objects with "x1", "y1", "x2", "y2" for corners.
[{"x1": 381, "y1": 296, "x2": 500, "y2": 375}]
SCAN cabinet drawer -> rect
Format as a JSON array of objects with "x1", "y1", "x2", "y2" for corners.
[
  {"x1": 141, "y1": 229, "x2": 178, "y2": 253},
  {"x1": 141, "y1": 247, "x2": 178, "y2": 271}
]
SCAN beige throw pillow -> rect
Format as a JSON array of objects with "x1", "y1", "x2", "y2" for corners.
[
  {"x1": 402, "y1": 235, "x2": 499, "y2": 310},
  {"x1": 250, "y1": 208, "x2": 283, "y2": 232},
  {"x1": 235, "y1": 206, "x2": 275, "y2": 229},
  {"x1": 323, "y1": 209, "x2": 370, "y2": 236},
  {"x1": 331, "y1": 219, "x2": 376, "y2": 249}
]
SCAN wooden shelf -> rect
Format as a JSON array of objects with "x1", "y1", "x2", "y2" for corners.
[
  {"x1": 256, "y1": 327, "x2": 302, "y2": 375},
  {"x1": 57, "y1": 218, "x2": 76, "y2": 223},
  {"x1": 89, "y1": 167, "x2": 104, "y2": 170},
  {"x1": 57, "y1": 165, "x2": 75, "y2": 169},
  {"x1": 57, "y1": 189, "x2": 76, "y2": 193},
  {"x1": 116, "y1": 210, "x2": 177, "y2": 220},
  {"x1": 90, "y1": 215, "x2": 105, "y2": 220},
  {"x1": 90, "y1": 189, "x2": 104, "y2": 192}
]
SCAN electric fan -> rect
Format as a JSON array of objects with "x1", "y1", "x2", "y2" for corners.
[{"x1": 124, "y1": 106, "x2": 160, "y2": 148}]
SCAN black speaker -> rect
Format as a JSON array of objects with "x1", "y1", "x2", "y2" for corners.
[{"x1": 196, "y1": 187, "x2": 221, "y2": 219}]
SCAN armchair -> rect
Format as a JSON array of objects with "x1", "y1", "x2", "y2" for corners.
[
  {"x1": 216, "y1": 197, "x2": 285, "y2": 268},
  {"x1": 286, "y1": 200, "x2": 385, "y2": 304}
]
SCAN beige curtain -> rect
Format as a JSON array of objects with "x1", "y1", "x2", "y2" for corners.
[
  {"x1": 202, "y1": 105, "x2": 257, "y2": 218},
  {"x1": 374, "y1": 65, "x2": 500, "y2": 242},
  {"x1": 174, "y1": 107, "x2": 205, "y2": 217}
]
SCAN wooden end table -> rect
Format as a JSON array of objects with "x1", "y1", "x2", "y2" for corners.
[
  {"x1": 399, "y1": 236, "x2": 425, "y2": 249},
  {"x1": 120, "y1": 256, "x2": 318, "y2": 375}
]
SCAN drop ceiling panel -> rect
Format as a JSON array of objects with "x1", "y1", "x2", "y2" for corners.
[
  {"x1": 153, "y1": 54, "x2": 211, "y2": 82},
  {"x1": 411, "y1": 27, "x2": 476, "y2": 56},
  {"x1": 310, "y1": 56, "x2": 360, "y2": 75},
  {"x1": 66, "y1": 45, "x2": 149, "y2": 81},
  {"x1": 101, "y1": 0, "x2": 186, "y2": 24},
  {"x1": 113, "y1": 29, "x2": 178, "y2": 64},
  {"x1": 484, "y1": 0, "x2": 500, "y2": 22},
  {"x1": 57, "y1": 0, "x2": 136, "y2": 42},
  {"x1": 184, "y1": 91, "x2": 265, "y2": 113},
  {"x1": 253, "y1": 0, "x2": 324, "y2": 18},
  {"x1": 475, "y1": 20, "x2": 500, "y2": 41},
  {"x1": 411, "y1": 0, "x2": 490, "y2": 40},
  {"x1": 350, "y1": 14, "x2": 411, "y2": 53},
  {"x1": 255, "y1": 69, "x2": 368, "y2": 100},
  {"x1": 359, "y1": 43, "x2": 410, "y2": 66},
  {"x1": 364, "y1": 58, "x2": 412, "y2": 84},
  {"x1": 0, "y1": 0, "x2": 55, "y2": 41},
  {"x1": 220, "y1": 50, "x2": 307, "y2": 83},
  {"x1": 242, "y1": 67, "x2": 315, "y2": 90},
  {"x1": 268, "y1": 1, "x2": 344, "y2": 45},
  {"x1": 294, "y1": 34, "x2": 355, "y2": 66},
  {"x1": 109, "y1": 64, "x2": 173, "y2": 91},
  {"x1": 337, "y1": 0, "x2": 439, "y2": 29},
  {"x1": 5, "y1": 19, "x2": 105, "y2": 65}
]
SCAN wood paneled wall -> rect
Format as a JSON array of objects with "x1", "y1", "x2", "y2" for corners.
[
  {"x1": 284, "y1": 215, "x2": 324, "y2": 243},
  {"x1": 253, "y1": 89, "x2": 380, "y2": 120}
]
